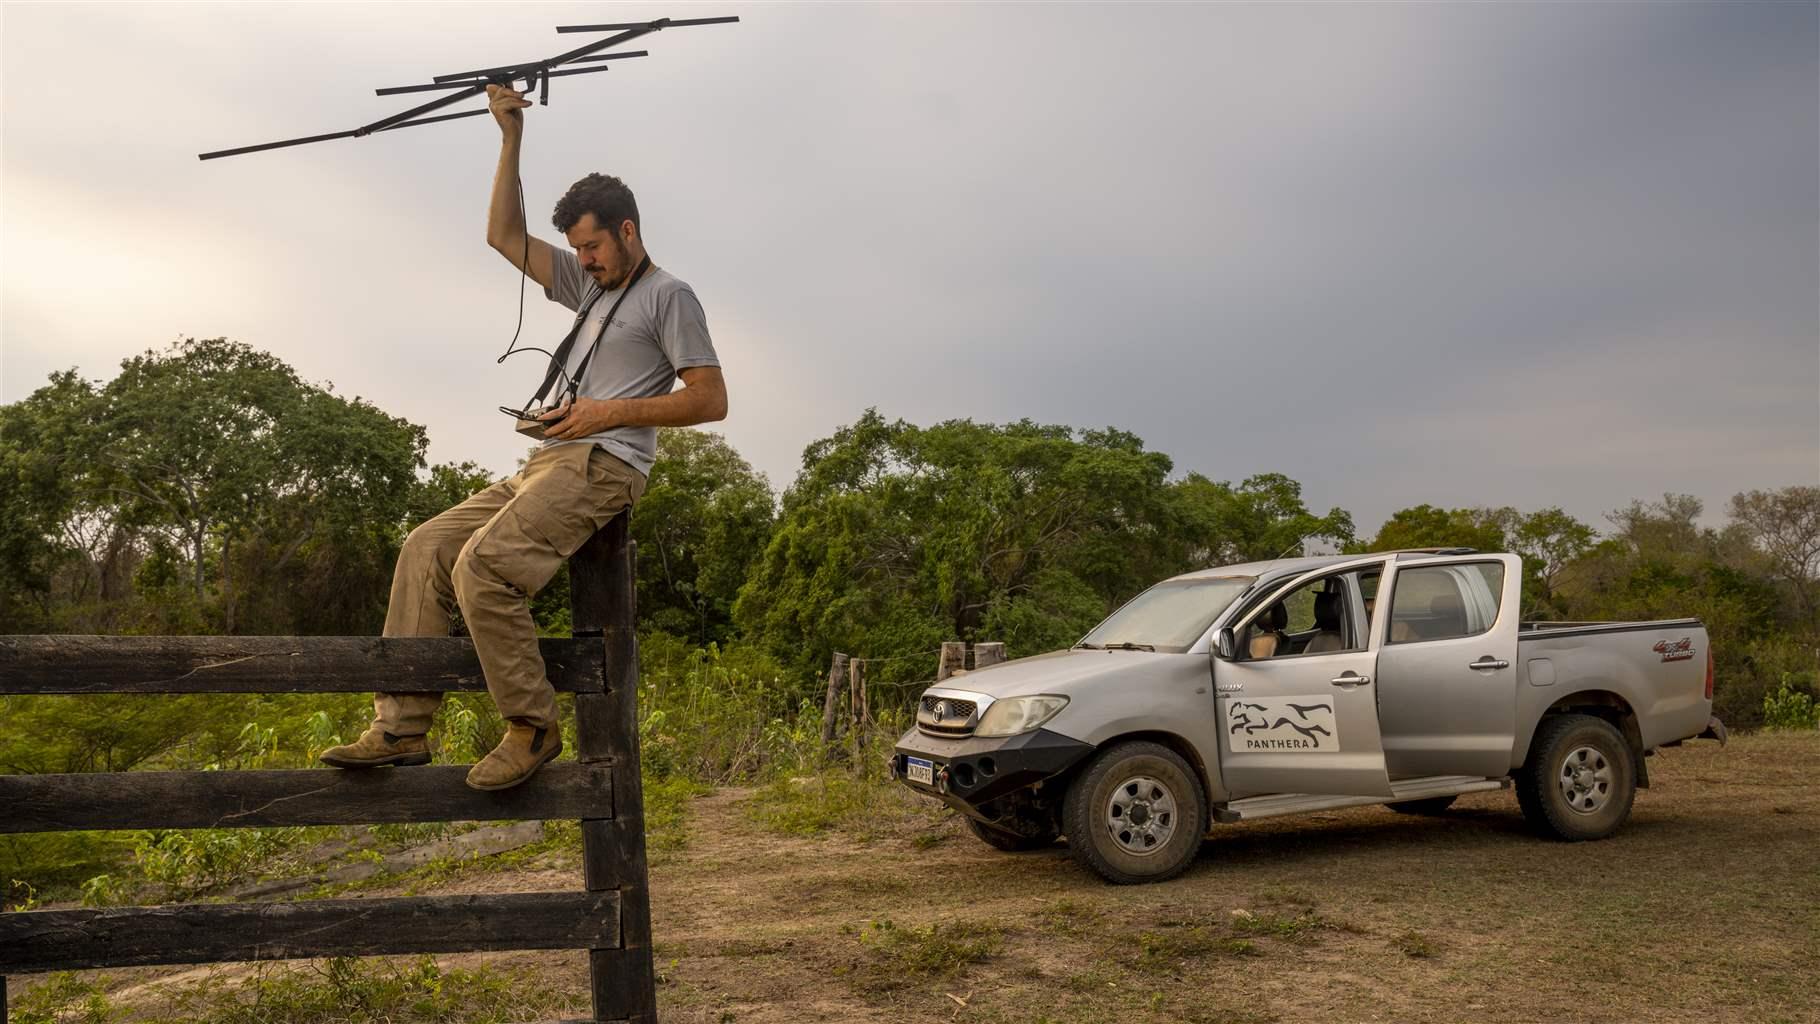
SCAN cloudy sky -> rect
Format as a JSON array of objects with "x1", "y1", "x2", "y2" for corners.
[{"x1": 2, "y1": 1, "x2": 1815, "y2": 534}]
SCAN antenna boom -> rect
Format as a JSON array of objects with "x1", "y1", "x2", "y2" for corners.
[{"x1": 199, "y1": 17, "x2": 734, "y2": 161}]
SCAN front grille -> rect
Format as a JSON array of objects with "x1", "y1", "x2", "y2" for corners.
[
  {"x1": 921, "y1": 696, "x2": 977, "y2": 720},
  {"x1": 917, "y1": 695, "x2": 980, "y2": 736}
]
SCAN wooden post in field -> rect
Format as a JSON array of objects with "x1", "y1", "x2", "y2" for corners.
[
  {"x1": 848, "y1": 657, "x2": 869, "y2": 728},
  {"x1": 973, "y1": 642, "x2": 1006, "y2": 670},
  {"x1": 847, "y1": 657, "x2": 869, "y2": 766},
  {"x1": 937, "y1": 642, "x2": 967, "y2": 682},
  {"x1": 820, "y1": 652, "x2": 850, "y2": 743}
]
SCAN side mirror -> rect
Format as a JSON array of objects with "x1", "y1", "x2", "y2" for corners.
[{"x1": 1215, "y1": 627, "x2": 1238, "y2": 661}]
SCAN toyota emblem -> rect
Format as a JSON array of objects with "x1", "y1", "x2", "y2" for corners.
[{"x1": 932, "y1": 700, "x2": 949, "y2": 722}]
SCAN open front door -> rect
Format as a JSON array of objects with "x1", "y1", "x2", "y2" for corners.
[{"x1": 1214, "y1": 559, "x2": 1394, "y2": 799}]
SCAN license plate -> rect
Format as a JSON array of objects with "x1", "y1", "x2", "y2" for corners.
[{"x1": 906, "y1": 756, "x2": 934, "y2": 785}]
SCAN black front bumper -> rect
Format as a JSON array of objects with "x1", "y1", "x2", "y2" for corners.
[{"x1": 890, "y1": 726, "x2": 1093, "y2": 808}]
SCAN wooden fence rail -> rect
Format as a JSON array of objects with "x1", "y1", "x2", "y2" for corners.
[{"x1": 0, "y1": 512, "x2": 655, "y2": 1024}]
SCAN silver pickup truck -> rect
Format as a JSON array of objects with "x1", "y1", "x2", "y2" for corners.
[{"x1": 891, "y1": 549, "x2": 1727, "y2": 884}]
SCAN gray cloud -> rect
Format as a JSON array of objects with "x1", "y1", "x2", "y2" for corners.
[{"x1": 3, "y1": 2, "x2": 1814, "y2": 537}]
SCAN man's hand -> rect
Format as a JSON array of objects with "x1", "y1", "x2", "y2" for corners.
[
  {"x1": 542, "y1": 397, "x2": 620, "y2": 441},
  {"x1": 486, "y1": 84, "x2": 531, "y2": 138}
]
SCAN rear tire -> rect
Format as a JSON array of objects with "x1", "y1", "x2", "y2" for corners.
[
  {"x1": 1386, "y1": 795, "x2": 1457, "y2": 816},
  {"x1": 1515, "y1": 714, "x2": 1636, "y2": 841},
  {"x1": 964, "y1": 816, "x2": 1056, "y2": 852},
  {"x1": 1062, "y1": 741, "x2": 1207, "y2": 885}
]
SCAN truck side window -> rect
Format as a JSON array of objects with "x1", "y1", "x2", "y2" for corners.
[
  {"x1": 1247, "y1": 575, "x2": 1356, "y2": 657},
  {"x1": 1387, "y1": 563, "x2": 1506, "y2": 643}
]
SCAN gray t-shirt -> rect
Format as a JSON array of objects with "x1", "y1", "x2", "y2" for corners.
[{"x1": 541, "y1": 254, "x2": 720, "y2": 476}]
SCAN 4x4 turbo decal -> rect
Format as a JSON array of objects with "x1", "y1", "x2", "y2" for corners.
[
  {"x1": 1654, "y1": 638, "x2": 1696, "y2": 662},
  {"x1": 1226, "y1": 698, "x2": 1339, "y2": 752}
]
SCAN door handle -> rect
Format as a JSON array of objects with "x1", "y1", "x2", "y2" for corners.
[
  {"x1": 1331, "y1": 673, "x2": 1371, "y2": 686},
  {"x1": 1470, "y1": 658, "x2": 1510, "y2": 670}
]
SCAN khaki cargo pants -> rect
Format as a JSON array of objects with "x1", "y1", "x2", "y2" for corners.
[{"x1": 374, "y1": 442, "x2": 646, "y2": 735}]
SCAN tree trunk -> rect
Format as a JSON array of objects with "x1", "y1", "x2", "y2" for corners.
[
  {"x1": 191, "y1": 525, "x2": 207, "y2": 605},
  {"x1": 221, "y1": 532, "x2": 236, "y2": 633}
]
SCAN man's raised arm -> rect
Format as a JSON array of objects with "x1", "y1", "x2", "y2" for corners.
[{"x1": 484, "y1": 84, "x2": 559, "y2": 291}]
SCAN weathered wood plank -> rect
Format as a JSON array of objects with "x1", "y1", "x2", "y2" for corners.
[
  {"x1": 0, "y1": 891, "x2": 620, "y2": 974},
  {"x1": 0, "y1": 763, "x2": 613, "y2": 833},
  {"x1": 0, "y1": 636, "x2": 604, "y2": 695}
]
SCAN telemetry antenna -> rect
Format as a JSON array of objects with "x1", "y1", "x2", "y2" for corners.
[{"x1": 198, "y1": 16, "x2": 737, "y2": 160}]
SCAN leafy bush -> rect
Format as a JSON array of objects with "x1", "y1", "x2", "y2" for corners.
[
  {"x1": 1763, "y1": 676, "x2": 1820, "y2": 731},
  {"x1": 132, "y1": 826, "x2": 334, "y2": 898}
]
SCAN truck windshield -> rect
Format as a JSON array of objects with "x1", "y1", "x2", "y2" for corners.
[{"x1": 1078, "y1": 576, "x2": 1254, "y2": 653}]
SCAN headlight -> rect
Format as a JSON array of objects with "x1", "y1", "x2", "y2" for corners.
[{"x1": 974, "y1": 695, "x2": 1069, "y2": 737}]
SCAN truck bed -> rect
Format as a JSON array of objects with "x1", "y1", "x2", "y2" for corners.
[{"x1": 1514, "y1": 617, "x2": 1711, "y2": 755}]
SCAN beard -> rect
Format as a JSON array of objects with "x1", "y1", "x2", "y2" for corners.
[{"x1": 584, "y1": 236, "x2": 636, "y2": 289}]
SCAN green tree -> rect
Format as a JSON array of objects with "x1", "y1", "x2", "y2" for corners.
[
  {"x1": 734, "y1": 411, "x2": 1187, "y2": 689},
  {"x1": 632, "y1": 429, "x2": 775, "y2": 644},
  {"x1": 1728, "y1": 486, "x2": 1820, "y2": 629},
  {"x1": 1, "y1": 338, "x2": 430, "y2": 635},
  {"x1": 1349, "y1": 504, "x2": 1507, "y2": 555},
  {"x1": 1479, "y1": 506, "x2": 1598, "y2": 619},
  {"x1": 0, "y1": 371, "x2": 94, "y2": 630},
  {"x1": 1172, "y1": 472, "x2": 1355, "y2": 564}
]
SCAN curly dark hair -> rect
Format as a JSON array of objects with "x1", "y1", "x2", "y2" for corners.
[{"x1": 552, "y1": 173, "x2": 640, "y2": 236}]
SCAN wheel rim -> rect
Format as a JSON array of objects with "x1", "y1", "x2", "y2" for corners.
[
  {"x1": 1557, "y1": 745, "x2": 1615, "y2": 815},
  {"x1": 1104, "y1": 774, "x2": 1178, "y2": 856}
]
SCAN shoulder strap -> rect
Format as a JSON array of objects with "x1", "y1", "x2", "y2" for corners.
[
  {"x1": 560, "y1": 255, "x2": 652, "y2": 404},
  {"x1": 523, "y1": 282, "x2": 612, "y2": 411}
]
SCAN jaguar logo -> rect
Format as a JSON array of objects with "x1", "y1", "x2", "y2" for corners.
[
  {"x1": 1653, "y1": 638, "x2": 1696, "y2": 663},
  {"x1": 1226, "y1": 698, "x2": 1340, "y2": 751}
]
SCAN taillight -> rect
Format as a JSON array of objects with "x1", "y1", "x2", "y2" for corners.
[{"x1": 1704, "y1": 649, "x2": 1714, "y2": 701}]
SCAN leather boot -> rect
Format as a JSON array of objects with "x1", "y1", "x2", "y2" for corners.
[
  {"x1": 465, "y1": 720, "x2": 562, "y2": 791},
  {"x1": 319, "y1": 724, "x2": 431, "y2": 768}
]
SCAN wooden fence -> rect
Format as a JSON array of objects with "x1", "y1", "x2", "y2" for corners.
[{"x1": 0, "y1": 513, "x2": 655, "y2": 1024}]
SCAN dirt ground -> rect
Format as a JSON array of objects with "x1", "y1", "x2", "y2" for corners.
[{"x1": 18, "y1": 731, "x2": 1820, "y2": 1024}]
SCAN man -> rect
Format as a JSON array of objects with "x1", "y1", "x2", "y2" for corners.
[{"x1": 320, "y1": 83, "x2": 728, "y2": 790}]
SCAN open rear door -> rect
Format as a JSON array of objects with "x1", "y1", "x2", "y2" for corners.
[{"x1": 1373, "y1": 553, "x2": 1522, "y2": 779}]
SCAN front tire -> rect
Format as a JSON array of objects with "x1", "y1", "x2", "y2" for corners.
[
  {"x1": 1515, "y1": 714, "x2": 1636, "y2": 841},
  {"x1": 1062, "y1": 741, "x2": 1207, "y2": 885}
]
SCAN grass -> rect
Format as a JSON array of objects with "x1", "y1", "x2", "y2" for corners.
[
  {"x1": 1133, "y1": 928, "x2": 1261, "y2": 971},
  {"x1": 1392, "y1": 929, "x2": 1440, "y2": 958},
  {"x1": 10, "y1": 957, "x2": 581, "y2": 1024},
  {"x1": 855, "y1": 917, "x2": 1003, "y2": 976},
  {"x1": 1033, "y1": 896, "x2": 1101, "y2": 936},
  {"x1": 1230, "y1": 909, "x2": 1348, "y2": 945},
  {"x1": 742, "y1": 768, "x2": 944, "y2": 840}
]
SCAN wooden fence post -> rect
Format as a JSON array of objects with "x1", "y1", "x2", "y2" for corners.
[
  {"x1": 820, "y1": 652, "x2": 850, "y2": 743},
  {"x1": 937, "y1": 642, "x2": 967, "y2": 682},
  {"x1": 973, "y1": 642, "x2": 1006, "y2": 670},
  {"x1": 571, "y1": 512, "x2": 655, "y2": 1024}
]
